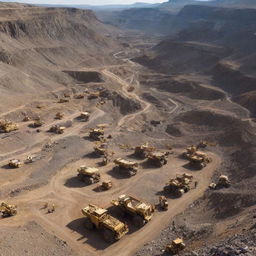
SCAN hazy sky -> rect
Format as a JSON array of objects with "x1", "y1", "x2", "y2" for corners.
[{"x1": 5, "y1": 0, "x2": 167, "y2": 5}]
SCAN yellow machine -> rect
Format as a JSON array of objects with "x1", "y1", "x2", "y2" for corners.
[
  {"x1": 159, "y1": 196, "x2": 168, "y2": 211},
  {"x1": 23, "y1": 115, "x2": 31, "y2": 122},
  {"x1": 94, "y1": 142, "x2": 108, "y2": 156},
  {"x1": 166, "y1": 238, "x2": 186, "y2": 255},
  {"x1": 101, "y1": 180, "x2": 113, "y2": 190},
  {"x1": 113, "y1": 158, "x2": 139, "y2": 177},
  {"x1": 210, "y1": 175, "x2": 231, "y2": 189},
  {"x1": 58, "y1": 98, "x2": 69, "y2": 103},
  {"x1": 134, "y1": 143, "x2": 155, "y2": 158},
  {"x1": 0, "y1": 120, "x2": 18, "y2": 133},
  {"x1": 88, "y1": 91, "x2": 101, "y2": 100},
  {"x1": 81, "y1": 204, "x2": 128, "y2": 242},
  {"x1": 112, "y1": 195, "x2": 155, "y2": 227},
  {"x1": 182, "y1": 145, "x2": 197, "y2": 159},
  {"x1": 77, "y1": 166, "x2": 101, "y2": 185},
  {"x1": 0, "y1": 202, "x2": 17, "y2": 217},
  {"x1": 9, "y1": 159, "x2": 22, "y2": 168},
  {"x1": 164, "y1": 173, "x2": 193, "y2": 197},
  {"x1": 49, "y1": 125, "x2": 65, "y2": 134},
  {"x1": 89, "y1": 128, "x2": 104, "y2": 141},
  {"x1": 31, "y1": 119, "x2": 44, "y2": 128},
  {"x1": 189, "y1": 151, "x2": 212, "y2": 169},
  {"x1": 147, "y1": 151, "x2": 169, "y2": 167},
  {"x1": 55, "y1": 112, "x2": 64, "y2": 120},
  {"x1": 78, "y1": 112, "x2": 90, "y2": 122}
]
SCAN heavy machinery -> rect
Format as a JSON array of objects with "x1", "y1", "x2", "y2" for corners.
[
  {"x1": 55, "y1": 112, "x2": 64, "y2": 120},
  {"x1": 77, "y1": 166, "x2": 101, "y2": 185},
  {"x1": 31, "y1": 119, "x2": 44, "y2": 128},
  {"x1": 210, "y1": 175, "x2": 231, "y2": 189},
  {"x1": 0, "y1": 120, "x2": 18, "y2": 133},
  {"x1": 88, "y1": 91, "x2": 101, "y2": 100},
  {"x1": 78, "y1": 112, "x2": 90, "y2": 122},
  {"x1": 58, "y1": 98, "x2": 69, "y2": 103},
  {"x1": 134, "y1": 143, "x2": 155, "y2": 159},
  {"x1": 165, "y1": 238, "x2": 186, "y2": 255},
  {"x1": 74, "y1": 93, "x2": 84, "y2": 99},
  {"x1": 94, "y1": 142, "x2": 108, "y2": 156},
  {"x1": 182, "y1": 145, "x2": 197, "y2": 159},
  {"x1": 164, "y1": 173, "x2": 193, "y2": 197},
  {"x1": 112, "y1": 195, "x2": 155, "y2": 227},
  {"x1": 81, "y1": 204, "x2": 128, "y2": 242},
  {"x1": 101, "y1": 180, "x2": 113, "y2": 190},
  {"x1": 89, "y1": 128, "x2": 104, "y2": 141},
  {"x1": 113, "y1": 158, "x2": 139, "y2": 177},
  {"x1": 189, "y1": 152, "x2": 212, "y2": 169},
  {"x1": 0, "y1": 202, "x2": 17, "y2": 217},
  {"x1": 23, "y1": 115, "x2": 31, "y2": 122},
  {"x1": 158, "y1": 196, "x2": 168, "y2": 211},
  {"x1": 49, "y1": 125, "x2": 65, "y2": 134},
  {"x1": 9, "y1": 159, "x2": 22, "y2": 168},
  {"x1": 147, "y1": 151, "x2": 169, "y2": 167}
]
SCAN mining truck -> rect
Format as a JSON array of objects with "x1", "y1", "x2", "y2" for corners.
[
  {"x1": 0, "y1": 120, "x2": 18, "y2": 133},
  {"x1": 88, "y1": 91, "x2": 101, "y2": 100},
  {"x1": 94, "y1": 142, "x2": 108, "y2": 156},
  {"x1": 182, "y1": 145, "x2": 197, "y2": 159},
  {"x1": 77, "y1": 166, "x2": 101, "y2": 185},
  {"x1": 134, "y1": 143, "x2": 155, "y2": 159},
  {"x1": 49, "y1": 125, "x2": 65, "y2": 134},
  {"x1": 164, "y1": 173, "x2": 193, "y2": 197},
  {"x1": 0, "y1": 202, "x2": 17, "y2": 217},
  {"x1": 55, "y1": 112, "x2": 64, "y2": 120},
  {"x1": 158, "y1": 196, "x2": 168, "y2": 211},
  {"x1": 101, "y1": 180, "x2": 113, "y2": 190},
  {"x1": 81, "y1": 204, "x2": 128, "y2": 243},
  {"x1": 9, "y1": 159, "x2": 22, "y2": 168},
  {"x1": 89, "y1": 128, "x2": 104, "y2": 141},
  {"x1": 147, "y1": 151, "x2": 169, "y2": 167},
  {"x1": 166, "y1": 238, "x2": 186, "y2": 255},
  {"x1": 78, "y1": 112, "x2": 90, "y2": 122},
  {"x1": 113, "y1": 158, "x2": 139, "y2": 177},
  {"x1": 112, "y1": 194, "x2": 155, "y2": 227},
  {"x1": 189, "y1": 151, "x2": 212, "y2": 169}
]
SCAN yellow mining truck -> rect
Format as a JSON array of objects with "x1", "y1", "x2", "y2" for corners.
[
  {"x1": 164, "y1": 173, "x2": 193, "y2": 197},
  {"x1": 0, "y1": 202, "x2": 17, "y2": 217},
  {"x1": 113, "y1": 158, "x2": 139, "y2": 177},
  {"x1": 55, "y1": 112, "x2": 64, "y2": 120},
  {"x1": 89, "y1": 128, "x2": 104, "y2": 141},
  {"x1": 0, "y1": 120, "x2": 18, "y2": 133},
  {"x1": 78, "y1": 112, "x2": 90, "y2": 122},
  {"x1": 166, "y1": 238, "x2": 186, "y2": 255},
  {"x1": 158, "y1": 196, "x2": 168, "y2": 211},
  {"x1": 77, "y1": 166, "x2": 101, "y2": 185},
  {"x1": 88, "y1": 91, "x2": 101, "y2": 100},
  {"x1": 189, "y1": 151, "x2": 212, "y2": 169},
  {"x1": 134, "y1": 143, "x2": 155, "y2": 159},
  {"x1": 112, "y1": 195, "x2": 155, "y2": 227},
  {"x1": 49, "y1": 125, "x2": 65, "y2": 134},
  {"x1": 94, "y1": 142, "x2": 108, "y2": 156},
  {"x1": 81, "y1": 204, "x2": 128, "y2": 243},
  {"x1": 147, "y1": 151, "x2": 169, "y2": 167},
  {"x1": 9, "y1": 159, "x2": 22, "y2": 168},
  {"x1": 182, "y1": 145, "x2": 197, "y2": 159}
]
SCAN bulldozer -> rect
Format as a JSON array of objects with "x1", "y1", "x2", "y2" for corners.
[
  {"x1": 81, "y1": 204, "x2": 128, "y2": 243},
  {"x1": 49, "y1": 125, "x2": 65, "y2": 134},
  {"x1": 210, "y1": 175, "x2": 231, "y2": 189},
  {"x1": 158, "y1": 196, "x2": 168, "y2": 211},
  {"x1": 0, "y1": 202, "x2": 17, "y2": 217},
  {"x1": 134, "y1": 143, "x2": 155, "y2": 159},
  {"x1": 9, "y1": 159, "x2": 22, "y2": 168},
  {"x1": 113, "y1": 158, "x2": 139, "y2": 177},
  {"x1": 188, "y1": 152, "x2": 212, "y2": 169},
  {"x1": 165, "y1": 238, "x2": 186, "y2": 255},
  {"x1": 164, "y1": 173, "x2": 193, "y2": 197},
  {"x1": 77, "y1": 166, "x2": 101, "y2": 185},
  {"x1": 101, "y1": 180, "x2": 113, "y2": 190},
  {"x1": 78, "y1": 112, "x2": 90, "y2": 122},
  {"x1": 55, "y1": 112, "x2": 64, "y2": 120},
  {"x1": 0, "y1": 120, "x2": 18, "y2": 133},
  {"x1": 147, "y1": 151, "x2": 169, "y2": 167},
  {"x1": 112, "y1": 194, "x2": 155, "y2": 227},
  {"x1": 89, "y1": 128, "x2": 104, "y2": 141}
]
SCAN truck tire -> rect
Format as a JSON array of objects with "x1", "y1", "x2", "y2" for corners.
[
  {"x1": 102, "y1": 228, "x2": 116, "y2": 243},
  {"x1": 133, "y1": 215, "x2": 146, "y2": 228}
]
